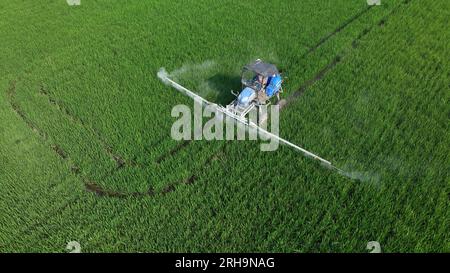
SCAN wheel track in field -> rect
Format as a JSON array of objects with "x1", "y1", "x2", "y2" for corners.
[
  {"x1": 38, "y1": 83, "x2": 222, "y2": 196},
  {"x1": 38, "y1": 85, "x2": 138, "y2": 169},
  {"x1": 154, "y1": 140, "x2": 191, "y2": 164},
  {"x1": 37, "y1": 83, "x2": 199, "y2": 192},
  {"x1": 4, "y1": 80, "x2": 83, "y2": 246},
  {"x1": 299, "y1": 5, "x2": 374, "y2": 60},
  {"x1": 85, "y1": 144, "x2": 225, "y2": 197},
  {"x1": 284, "y1": 0, "x2": 412, "y2": 106},
  {"x1": 6, "y1": 81, "x2": 145, "y2": 197},
  {"x1": 8, "y1": 146, "x2": 223, "y2": 247},
  {"x1": 7, "y1": 80, "x2": 225, "y2": 198},
  {"x1": 38, "y1": 82, "x2": 203, "y2": 169}
]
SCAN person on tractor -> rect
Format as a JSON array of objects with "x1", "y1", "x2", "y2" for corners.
[
  {"x1": 256, "y1": 74, "x2": 269, "y2": 104},
  {"x1": 257, "y1": 74, "x2": 268, "y2": 88}
]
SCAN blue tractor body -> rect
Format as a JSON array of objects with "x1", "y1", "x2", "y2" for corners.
[
  {"x1": 227, "y1": 59, "x2": 284, "y2": 120},
  {"x1": 265, "y1": 74, "x2": 282, "y2": 97},
  {"x1": 237, "y1": 87, "x2": 257, "y2": 107}
]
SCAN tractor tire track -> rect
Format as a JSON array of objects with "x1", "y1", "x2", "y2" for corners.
[
  {"x1": 86, "y1": 144, "x2": 226, "y2": 198},
  {"x1": 285, "y1": 0, "x2": 411, "y2": 106},
  {"x1": 38, "y1": 85, "x2": 137, "y2": 169},
  {"x1": 8, "y1": 80, "x2": 96, "y2": 179},
  {"x1": 6, "y1": 80, "x2": 148, "y2": 197},
  {"x1": 299, "y1": 5, "x2": 374, "y2": 60},
  {"x1": 4, "y1": 81, "x2": 84, "y2": 246},
  {"x1": 7, "y1": 80, "x2": 48, "y2": 140},
  {"x1": 285, "y1": 56, "x2": 341, "y2": 105},
  {"x1": 7, "y1": 80, "x2": 220, "y2": 199},
  {"x1": 38, "y1": 85, "x2": 191, "y2": 167},
  {"x1": 155, "y1": 140, "x2": 191, "y2": 164}
]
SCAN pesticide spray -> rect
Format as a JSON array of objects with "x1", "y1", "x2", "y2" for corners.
[{"x1": 160, "y1": 61, "x2": 219, "y2": 100}]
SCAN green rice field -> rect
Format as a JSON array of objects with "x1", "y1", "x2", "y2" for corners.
[{"x1": 0, "y1": 0, "x2": 448, "y2": 252}]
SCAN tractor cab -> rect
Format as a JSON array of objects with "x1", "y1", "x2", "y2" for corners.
[
  {"x1": 241, "y1": 60, "x2": 278, "y2": 91},
  {"x1": 227, "y1": 59, "x2": 283, "y2": 120}
]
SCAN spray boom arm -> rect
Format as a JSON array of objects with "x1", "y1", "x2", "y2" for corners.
[{"x1": 157, "y1": 68, "x2": 343, "y2": 173}]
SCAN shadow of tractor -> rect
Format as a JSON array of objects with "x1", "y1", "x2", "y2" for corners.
[{"x1": 207, "y1": 74, "x2": 242, "y2": 105}]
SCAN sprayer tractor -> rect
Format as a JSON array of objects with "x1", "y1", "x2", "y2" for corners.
[
  {"x1": 157, "y1": 59, "x2": 343, "y2": 172},
  {"x1": 226, "y1": 59, "x2": 285, "y2": 123}
]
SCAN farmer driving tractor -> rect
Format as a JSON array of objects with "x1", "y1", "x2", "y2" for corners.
[
  {"x1": 255, "y1": 72, "x2": 282, "y2": 104},
  {"x1": 256, "y1": 74, "x2": 269, "y2": 103}
]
